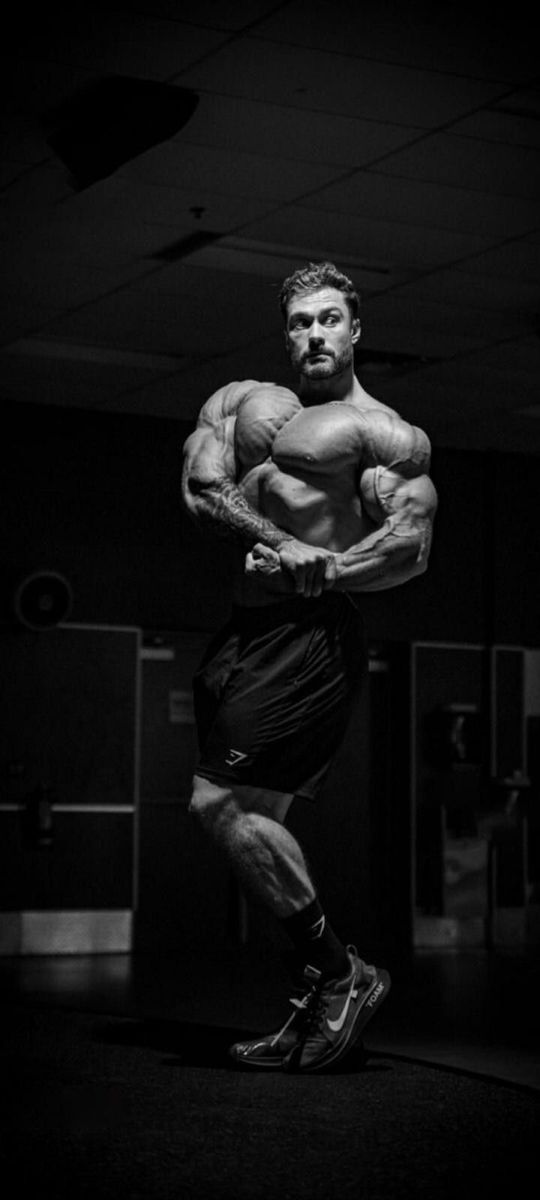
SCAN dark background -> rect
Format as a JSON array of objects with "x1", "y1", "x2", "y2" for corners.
[{"x1": 1, "y1": 2, "x2": 539, "y2": 963}]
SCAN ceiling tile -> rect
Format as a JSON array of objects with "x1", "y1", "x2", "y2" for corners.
[
  {"x1": 14, "y1": 13, "x2": 229, "y2": 82},
  {"x1": 118, "y1": 336, "x2": 289, "y2": 420},
  {"x1": 128, "y1": 1, "x2": 281, "y2": 31},
  {"x1": 141, "y1": 260, "x2": 280, "y2": 308},
  {"x1": 0, "y1": 299, "x2": 65, "y2": 346},
  {"x1": 39, "y1": 265, "x2": 285, "y2": 357},
  {"x1": 0, "y1": 162, "x2": 73, "y2": 221},
  {"x1": 392, "y1": 268, "x2": 540, "y2": 314},
  {"x1": 365, "y1": 293, "x2": 530, "y2": 346},
  {"x1": 0, "y1": 245, "x2": 148, "y2": 313},
  {"x1": 159, "y1": 333, "x2": 292, "y2": 398},
  {"x1": 180, "y1": 93, "x2": 420, "y2": 166},
  {"x1": 181, "y1": 239, "x2": 404, "y2": 292},
  {"x1": 453, "y1": 240, "x2": 540, "y2": 283},
  {"x1": 105, "y1": 369, "x2": 208, "y2": 421},
  {"x1": 2, "y1": 5, "x2": 539, "y2": 454},
  {"x1": 6, "y1": 58, "x2": 99, "y2": 130},
  {"x1": 2, "y1": 339, "x2": 185, "y2": 371},
  {"x1": 179, "y1": 38, "x2": 503, "y2": 126},
  {"x1": 119, "y1": 139, "x2": 344, "y2": 202},
  {"x1": 255, "y1": 0, "x2": 536, "y2": 82},
  {"x1": 374, "y1": 133, "x2": 540, "y2": 199},
  {"x1": 18, "y1": 176, "x2": 277, "y2": 268},
  {"x1": 307, "y1": 171, "x2": 540, "y2": 238},
  {"x1": 358, "y1": 310, "x2": 490, "y2": 360},
  {"x1": 490, "y1": 88, "x2": 540, "y2": 119},
  {"x1": 450, "y1": 108, "x2": 540, "y2": 150},
  {"x1": 238, "y1": 206, "x2": 495, "y2": 272},
  {"x1": 133, "y1": 184, "x2": 276, "y2": 236}
]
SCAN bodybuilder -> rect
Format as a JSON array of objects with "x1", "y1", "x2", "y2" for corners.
[{"x1": 181, "y1": 261, "x2": 437, "y2": 1072}]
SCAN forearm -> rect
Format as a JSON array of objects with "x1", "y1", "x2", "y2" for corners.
[
  {"x1": 186, "y1": 477, "x2": 333, "y2": 598},
  {"x1": 331, "y1": 549, "x2": 426, "y2": 592},
  {"x1": 244, "y1": 517, "x2": 431, "y2": 595},
  {"x1": 186, "y1": 477, "x2": 293, "y2": 551},
  {"x1": 330, "y1": 519, "x2": 432, "y2": 592}
]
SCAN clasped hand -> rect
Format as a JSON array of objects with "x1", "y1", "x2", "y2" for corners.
[{"x1": 245, "y1": 540, "x2": 337, "y2": 598}]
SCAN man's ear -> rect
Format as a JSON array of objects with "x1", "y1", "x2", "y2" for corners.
[{"x1": 351, "y1": 318, "x2": 361, "y2": 344}]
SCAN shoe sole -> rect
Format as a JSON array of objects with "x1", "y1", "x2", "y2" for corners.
[
  {"x1": 229, "y1": 1029, "x2": 304, "y2": 1070},
  {"x1": 229, "y1": 1038, "x2": 368, "y2": 1072},
  {"x1": 285, "y1": 967, "x2": 391, "y2": 1074},
  {"x1": 229, "y1": 1047, "x2": 291, "y2": 1071}
]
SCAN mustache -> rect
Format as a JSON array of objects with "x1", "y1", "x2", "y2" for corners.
[{"x1": 302, "y1": 348, "x2": 334, "y2": 362}]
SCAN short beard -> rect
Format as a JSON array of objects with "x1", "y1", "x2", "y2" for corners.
[{"x1": 299, "y1": 345, "x2": 353, "y2": 379}]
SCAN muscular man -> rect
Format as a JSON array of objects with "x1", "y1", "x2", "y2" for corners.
[{"x1": 181, "y1": 261, "x2": 437, "y2": 1072}]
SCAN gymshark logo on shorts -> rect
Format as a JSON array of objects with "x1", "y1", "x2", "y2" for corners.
[{"x1": 225, "y1": 748, "x2": 248, "y2": 766}]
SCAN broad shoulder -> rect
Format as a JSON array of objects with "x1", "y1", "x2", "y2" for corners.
[
  {"x1": 237, "y1": 381, "x2": 301, "y2": 422},
  {"x1": 197, "y1": 380, "x2": 261, "y2": 427},
  {"x1": 235, "y1": 382, "x2": 302, "y2": 466},
  {"x1": 346, "y1": 396, "x2": 432, "y2": 474},
  {"x1": 198, "y1": 379, "x2": 300, "y2": 427}
]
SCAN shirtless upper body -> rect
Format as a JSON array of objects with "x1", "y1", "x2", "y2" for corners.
[{"x1": 181, "y1": 284, "x2": 437, "y2": 605}]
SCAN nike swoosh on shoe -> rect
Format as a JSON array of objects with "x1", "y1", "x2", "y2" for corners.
[{"x1": 326, "y1": 982, "x2": 358, "y2": 1032}]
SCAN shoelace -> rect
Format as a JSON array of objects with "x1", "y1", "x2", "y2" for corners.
[
  {"x1": 269, "y1": 984, "x2": 320, "y2": 1048},
  {"x1": 302, "y1": 965, "x2": 367, "y2": 1039},
  {"x1": 301, "y1": 987, "x2": 330, "y2": 1037}
]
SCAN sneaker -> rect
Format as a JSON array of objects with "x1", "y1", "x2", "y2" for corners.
[
  {"x1": 229, "y1": 965, "x2": 321, "y2": 1070},
  {"x1": 286, "y1": 945, "x2": 390, "y2": 1074}
]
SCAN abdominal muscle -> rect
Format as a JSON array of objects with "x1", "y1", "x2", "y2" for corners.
[
  {"x1": 232, "y1": 459, "x2": 373, "y2": 606},
  {"x1": 258, "y1": 460, "x2": 369, "y2": 550}
]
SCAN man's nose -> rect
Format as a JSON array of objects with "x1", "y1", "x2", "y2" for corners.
[{"x1": 308, "y1": 324, "x2": 324, "y2": 345}]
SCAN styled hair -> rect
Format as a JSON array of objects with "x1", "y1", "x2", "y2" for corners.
[{"x1": 279, "y1": 261, "x2": 360, "y2": 322}]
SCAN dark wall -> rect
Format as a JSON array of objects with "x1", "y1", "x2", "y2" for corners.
[{"x1": 2, "y1": 402, "x2": 539, "y2": 648}]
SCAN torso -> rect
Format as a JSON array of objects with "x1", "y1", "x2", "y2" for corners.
[
  {"x1": 236, "y1": 392, "x2": 384, "y2": 549},
  {"x1": 232, "y1": 383, "x2": 396, "y2": 604}
]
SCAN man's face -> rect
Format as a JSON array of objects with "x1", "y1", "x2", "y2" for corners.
[{"x1": 284, "y1": 287, "x2": 360, "y2": 381}]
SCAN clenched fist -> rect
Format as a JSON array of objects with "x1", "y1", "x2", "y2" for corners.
[{"x1": 245, "y1": 540, "x2": 337, "y2": 598}]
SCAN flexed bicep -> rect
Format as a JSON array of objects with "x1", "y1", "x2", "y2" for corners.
[
  {"x1": 328, "y1": 411, "x2": 438, "y2": 593},
  {"x1": 182, "y1": 379, "x2": 255, "y2": 508},
  {"x1": 182, "y1": 414, "x2": 269, "y2": 543},
  {"x1": 181, "y1": 416, "x2": 237, "y2": 515},
  {"x1": 181, "y1": 380, "x2": 300, "y2": 550},
  {"x1": 361, "y1": 465, "x2": 437, "y2": 560}
]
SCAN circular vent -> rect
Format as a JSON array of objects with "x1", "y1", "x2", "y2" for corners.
[{"x1": 13, "y1": 570, "x2": 73, "y2": 631}]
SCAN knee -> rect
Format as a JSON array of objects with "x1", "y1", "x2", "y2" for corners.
[{"x1": 188, "y1": 775, "x2": 234, "y2": 835}]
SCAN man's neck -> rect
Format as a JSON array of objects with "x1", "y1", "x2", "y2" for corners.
[{"x1": 298, "y1": 367, "x2": 362, "y2": 406}]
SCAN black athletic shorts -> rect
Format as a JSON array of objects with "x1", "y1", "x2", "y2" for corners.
[{"x1": 193, "y1": 592, "x2": 367, "y2": 801}]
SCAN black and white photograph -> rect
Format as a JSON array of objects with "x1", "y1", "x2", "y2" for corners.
[{"x1": 1, "y1": 3, "x2": 539, "y2": 1197}]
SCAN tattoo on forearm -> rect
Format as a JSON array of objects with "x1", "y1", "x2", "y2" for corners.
[{"x1": 197, "y1": 480, "x2": 289, "y2": 549}]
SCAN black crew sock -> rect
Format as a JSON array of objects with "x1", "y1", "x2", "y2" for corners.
[{"x1": 281, "y1": 897, "x2": 350, "y2": 981}]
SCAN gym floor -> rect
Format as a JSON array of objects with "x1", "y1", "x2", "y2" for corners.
[{"x1": 1, "y1": 941, "x2": 539, "y2": 1091}]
